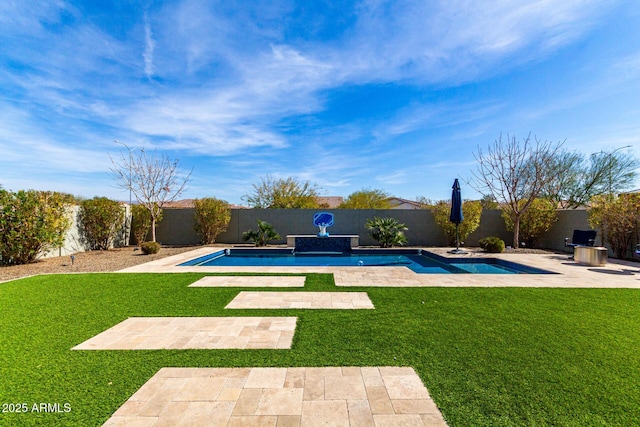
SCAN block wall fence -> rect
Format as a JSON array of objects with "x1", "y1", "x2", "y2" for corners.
[
  {"x1": 154, "y1": 208, "x2": 598, "y2": 253},
  {"x1": 43, "y1": 207, "x2": 615, "y2": 260},
  {"x1": 40, "y1": 204, "x2": 131, "y2": 259}
]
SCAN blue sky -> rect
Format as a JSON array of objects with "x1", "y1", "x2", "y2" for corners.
[{"x1": 1, "y1": 1, "x2": 639, "y2": 205}]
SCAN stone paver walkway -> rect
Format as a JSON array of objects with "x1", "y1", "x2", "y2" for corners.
[
  {"x1": 225, "y1": 292, "x2": 375, "y2": 309},
  {"x1": 189, "y1": 276, "x2": 306, "y2": 288},
  {"x1": 103, "y1": 366, "x2": 447, "y2": 426},
  {"x1": 101, "y1": 247, "x2": 640, "y2": 425},
  {"x1": 72, "y1": 317, "x2": 296, "y2": 350}
]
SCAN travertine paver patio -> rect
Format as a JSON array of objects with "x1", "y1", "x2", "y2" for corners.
[
  {"x1": 119, "y1": 247, "x2": 640, "y2": 288},
  {"x1": 103, "y1": 366, "x2": 448, "y2": 427},
  {"x1": 225, "y1": 291, "x2": 375, "y2": 309},
  {"x1": 189, "y1": 276, "x2": 305, "y2": 287},
  {"x1": 72, "y1": 317, "x2": 296, "y2": 350}
]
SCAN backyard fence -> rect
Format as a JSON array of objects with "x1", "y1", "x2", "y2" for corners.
[
  {"x1": 40, "y1": 204, "x2": 130, "y2": 259},
  {"x1": 154, "y1": 208, "x2": 597, "y2": 254},
  {"x1": 45, "y1": 206, "x2": 632, "y2": 259}
]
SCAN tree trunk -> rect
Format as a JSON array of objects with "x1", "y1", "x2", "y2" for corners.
[
  {"x1": 513, "y1": 215, "x2": 520, "y2": 249},
  {"x1": 151, "y1": 217, "x2": 157, "y2": 242}
]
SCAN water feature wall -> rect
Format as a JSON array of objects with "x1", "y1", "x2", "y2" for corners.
[{"x1": 293, "y1": 236, "x2": 353, "y2": 253}]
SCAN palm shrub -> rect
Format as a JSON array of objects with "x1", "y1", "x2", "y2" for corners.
[
  {"x1": 242, "y1": 219, "x2": 281, "y2": 246},
  {"x1": 131, "y1": 204, "x2": 161, "y2": 247},
  {"x1": 0, "y1": 189, "x2": 73, "y2": 265},
  {"x1": 79, "y1": 197, "x2": 126, "y2": 250},
  {"x1": 365, "y1": 217, "x2": 408, "y2": 248},
  {"x1": 193, "y1": 197, "x2": 231, "y2": 244},
  {"x1": 428, "y1": 200, "x2": 482, "y2": 246},
  {"x1": 502, "y1": 198, "x2": 558, "y2": 248}
]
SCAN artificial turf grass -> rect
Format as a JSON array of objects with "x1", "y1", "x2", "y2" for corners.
[{"x1": 0, "y1": 274, "x2": 639, "y2": 426}]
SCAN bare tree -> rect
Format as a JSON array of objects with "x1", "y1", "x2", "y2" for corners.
[
  {"x1": 470, "y1": 133, "x2": 564, "y2": 248},
  {"x1": 110, "y1": 148, "x2": 192, "y2": 242}
]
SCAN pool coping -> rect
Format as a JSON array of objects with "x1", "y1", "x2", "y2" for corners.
[
  {"x1": 117, "y1": 247, "x2": 640, "y2": 288},
  {"x1": 178, "y1": 248, "x2": 553, "y2": 274}
]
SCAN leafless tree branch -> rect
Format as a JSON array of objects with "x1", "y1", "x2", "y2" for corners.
[{"x1": 110, "y1": 149, "x2": 192, "y2": 242}]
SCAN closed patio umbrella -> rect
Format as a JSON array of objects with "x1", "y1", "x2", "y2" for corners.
[{"x1": 449, "y1": 179, "x2": 467, "y2": 254}]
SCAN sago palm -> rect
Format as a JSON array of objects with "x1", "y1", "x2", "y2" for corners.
[{"x1": 365, "y1": 217, "x2": 408, "y2": 248}]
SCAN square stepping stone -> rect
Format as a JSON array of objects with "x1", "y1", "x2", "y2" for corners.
[
  {"x1": 103, "y1": 367, "x2": 448, "y2": 426},
  {"x1": 189, "y1": 276, "x2": 305, "y2": 288},
  {"x1": 72, "y1": 317, "x2": 296, "y2": 350},
  {"x1": 225, "y1": 292, "x2": 374, "y2": 309}
]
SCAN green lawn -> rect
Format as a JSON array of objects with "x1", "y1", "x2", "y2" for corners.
[{"x1": 0, "y1": 273, "x2": 639, "y2": 426}]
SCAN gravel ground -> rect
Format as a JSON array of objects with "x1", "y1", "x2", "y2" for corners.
[
  {"x1": 0, "y1": 245, "x2": 206, "y2": 282},
  {"x1": 0, "y1": 244, "x2": 558, "y2": 283}
]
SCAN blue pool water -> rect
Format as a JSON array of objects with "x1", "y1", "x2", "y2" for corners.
[{"x1": 179, "y1": 249, "x2": 554, "y2": 274}]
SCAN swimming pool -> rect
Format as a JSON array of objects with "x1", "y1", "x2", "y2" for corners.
[{"x1": 179, "y1": 249, "x2": 554, "y2": 274}]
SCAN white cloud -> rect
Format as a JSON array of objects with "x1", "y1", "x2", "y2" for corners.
[
  {"x1": 143, "y1": 12, "x2": 156, "y2": 78},
  {"x1": 0, "y1": 100, "x2": 116, "y2": 179},
  {"x1": 371, "y1": 100, "x2": 504, "y2": 143},
  {"x1": 371, "y1": 105, "x2": 435, "y2": 140},
  {"x1": 0, "y1": 1, "x2": 72, "y2": 34},
  {"x1": 376, "y1": 171, "x2": 408, "y2": 185},
  {"x1": 0, "y1": 0, "x2": 632, "y2": 202},
  {"x1": 42, "y1": 0, "x2": 613, "y2": 161},
  {"x1": 607, "y1": 52, "x2": 640, "y2": 87},
  {"x1": 333, "y1": 0, "x2": 614, "y2": 84}
]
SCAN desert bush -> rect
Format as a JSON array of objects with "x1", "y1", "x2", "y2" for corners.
[
  {"x1": 588, "y1": 193, "x2": 640, "y2": 259},
  {"x1": 79, "y1": 197, "x2": 125, "y2": 250},
  {"x1": 130, "y1": 204, "x2": 156, "y2": 246},
  {"x1": 0, "y1": 190, "x2": 73, "y2": 265},
  {"x1": 194, "y1": 197, "x2": 231, "y2": 244},
  {"x1": 243, "y1": 175, "x2": 320, "y2": 208},
  {"x1": 428, "y1": 200, "x2": 483, "y2": 246},
  {"x1": 242, "y1": 219, "x2": 281, "y2": 246},
  {"x1": 140, "y1": 241, "x2": 161, "y2": 254},
  {"x1": 365, "y1": 217, "x2": 408, "y2": 248},
  {"x1": 339, "y1": 189, "x2": 391, "y2": 209},
  {"x1": 479, "y1": 236, "x2": 505, "y2": 253},
  {"x1": 502, "y1": 198, "x2": 557, "y2": 248}
]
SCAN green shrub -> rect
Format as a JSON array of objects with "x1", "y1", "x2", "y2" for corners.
[
  {"x1": 428, "y1": 200, "x2": 483, "y2": 246},
  {"x1": 193, "y1": 197, "x2": 231, "y2": 244},
  {"x1": 338, "y1": 189, "x2": 391, "y2": 209},
  {"x1": 479, "y1": 236, "x2": 506, "y2": 253},
  {"x1": 588, "y1": 193, "x2": 640, "y2": 259},
  {"x1": 79, "y1": 197, "x2": 125, "y2": 250},
  {"x1": 242, "y1": 219, "x2": 281, "y2": 246},
  {"x1": 365, "y1": 217, "x2": 408, "y2": 248},
  {"x1": 0, "y1": 189, "x2": 73, "y2": 265},
  {"x1": 131, "y1": 204, "x2": 155, "y2": 247},
  {"x1": 140, "y1": 241, "x2": 160, "y2": 254},
  {"x1": 502, "y1": 198, "x2": 557, "y2": 248}
]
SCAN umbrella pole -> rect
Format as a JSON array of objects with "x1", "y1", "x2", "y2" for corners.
[{"x1": 449, "y1": 223, "x2": 467, "y2": 254}]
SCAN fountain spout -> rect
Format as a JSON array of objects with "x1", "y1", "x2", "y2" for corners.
[{"x1": 318, "y1": 223, "x2": 329, "y2": 237}]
